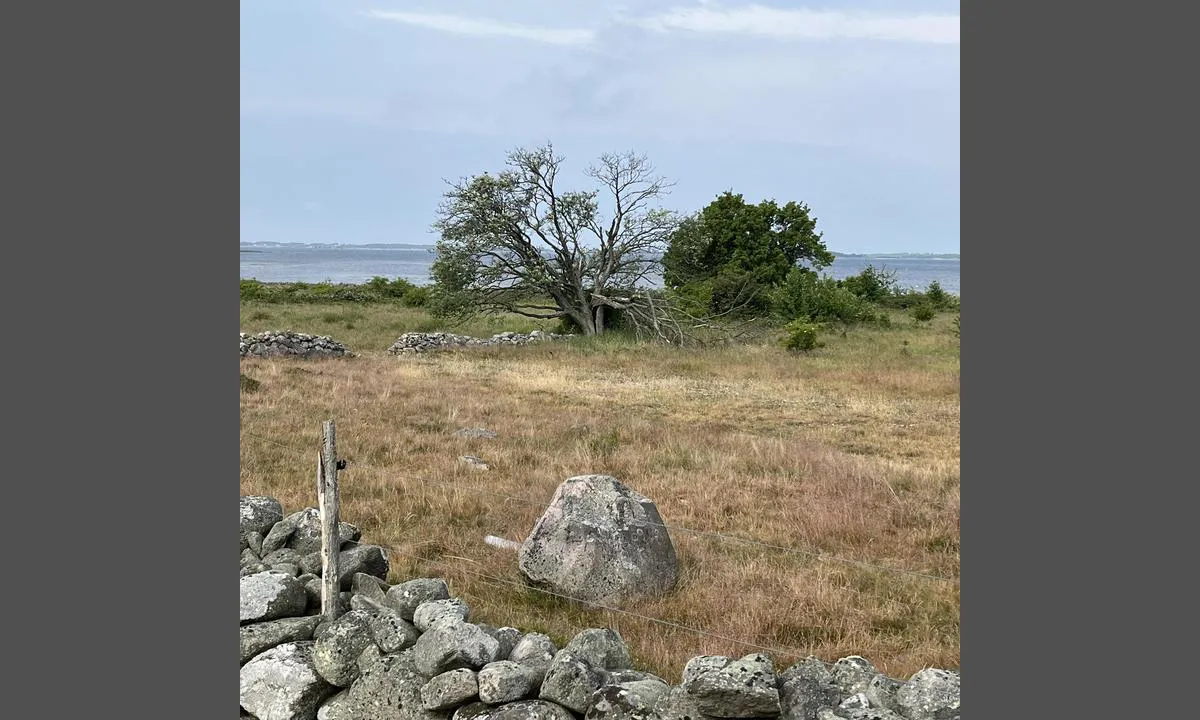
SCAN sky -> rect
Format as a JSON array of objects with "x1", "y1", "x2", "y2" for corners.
[{"x1": 240, "y1": 1, "x2": 959, "y2": 254}]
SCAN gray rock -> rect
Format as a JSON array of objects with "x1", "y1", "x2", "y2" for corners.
[
  {"x1": 353, "y1": 573, "x2": 390, "y2": 602},
  {"x1": 336, "y1": 544, "x2": 390, "y2": 587},
  {"x1": 780, "y1": 660, "x2": 842, "y2": 720},
  {"x1": 370, "y1": 607, "x2": 422, "y2": 654},
  {"x1": 454, "y1": 428, "x2": 497, "y2": 439},
  {"x1": 287, "y1": 509, "x2": 362, "y2": 555},
  {"x1": 477, "y1": 661, "x2": 540, "y2": 704},
  {"x1": 831, "y1": 657, "x2": 877, "y2": 697},
  {"x1": 414, "y1": 598, "x2": 472, "y2": 632},
  {"x1": 351, "y1": 593, "x2": 390, "y2": 614},
  {"x1": 317, "y1": 689, "x2": 351, "y2": 720},
  {"x1": 477, "y1": 626, "x2": 521, "y2": 661},
  {"x1": 241, "y1": 571, "x2": 309, "y2": 624},
  {"x1": 303, "y1": 577, "x2": 323, "y2": 611},
  {"x1": 538, "y1": 650, "x2": 609, "y2": 714},
  {"x1": 263, "y1": 548, "x2": 304, "y2": 567},
  {"x1": 864, "y1": 675, "x2": 902, "y2": 714},
  {"x1": 242, "y1": 548, "x2": 263, "y2": 569},
  {"x1": 840, "y1": 694, "x2": 870, "y2": 710},
  {"x1": 584, "y1": 678, "x2": 670, "y2": 720},
  {"x1": 459, "y1": 456, "x2": 490, "y2": 471},
  {"x1": 652, "y1": 686, "x2": 722, "y2": 720},
  {"x1": 386, "y1": 578, "x2": 451, "y2": 621},
  {"x1": 481, "y1": 700, "x2": 575, "y2": 720},
  {"x1": 518, "y1": 475, "x2": 678, "y2": 606},
  {"x1": 246, "y1": 531, "x2": 266, "y2": 556},
  {"x1": 833, "y1": 710, "x2": 907, "y2": 720},
  {"x1": 300, "y1": 552, "x2": 324, "y2": 577},
  {"x1": 312, "y1": 609, "x2": 377, "y2": 687},
  {"x1": 509, "y1": 633, "x2": 557, "y2": 666},
  {"x1": 240, "y1": 641, "x2": 337, "y2": 720},
  {"x1": 421, "y1": 669, "x2": 481, "y2": 711},
  {"x1": 272, "y1": 562, "x2": 301, "y2": 578},
  {"x1": 261, "y1": 513, "x2": 302, "y2": 556},
  {"x1": 452, "y1": 702, "x2": 493, "y2": 720},
  {"x1": 681, "y1": 656, "x2": 732, "y2": 686},
  {"x1": 241, "y1": 616, "x2": 323, "y2": 665},
  {"x1": 563, "y1": 628, "x2": 631, "y2": 670},
  {"x1": 896, "y1": 669, "x2": 959, "y2": 720},
  {"x1": 412, "y1": 619, "x2": 502, "y2": 677},
  {"x1": 242, "y1": 562, "x2": 271, "y2": 577},
  {"x1": 683, "y1": 654, "x2": 780, "y2": 718},
  {"x1": 343, "y1": 651, "x2": 450, "y2": 720},
  {"x1": 358, "y1": 644, "x2": 386, "y2": 675},
  {"x1": 242, "y1": 496, "x2": 285, "y2": 538},
  {"x1": 607, "y1": 670, "x2": 668, "y2": 686}
]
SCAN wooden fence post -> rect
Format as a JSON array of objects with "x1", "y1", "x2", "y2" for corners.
[{"x1": 317, "y1": 419, "x2": 343, "y2": 621}]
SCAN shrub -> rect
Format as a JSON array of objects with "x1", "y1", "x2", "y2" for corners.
[
  {"x1": 781, "y1": 320, "x2": 824, "y2": 351},
  {"x1": 910, "y1": 303, "x2": 936, "y2": 322},
  {"x1": 239, "y1": 373, "x2": 261, "y2": 393},
  {"x1": 401, "y1": 285, "x2": 431, "y2": 307},
  {"x1": 838, "y1": 264, "x2": 899, "y2": 303},
  {"x1": 770, "y1": 268, "x2": 882, "y2": 326},
  {"x1": 926, "y1": 280, "x2": 950, "y2": 308}
]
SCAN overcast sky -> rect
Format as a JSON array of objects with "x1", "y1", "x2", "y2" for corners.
[{"x1": 241, "y1": 1, "x2": 959, "y2": 254}]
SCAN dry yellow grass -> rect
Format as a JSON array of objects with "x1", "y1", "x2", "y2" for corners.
[{"x1": 240, "y1": 305, "x2": 959, "y2": 682}]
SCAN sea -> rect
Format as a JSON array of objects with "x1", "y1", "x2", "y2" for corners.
[{"x1": 240, "y1": 243, "x2": 960, "y2": 295}]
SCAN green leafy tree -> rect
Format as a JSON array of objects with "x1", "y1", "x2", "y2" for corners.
[
  {"x1": 661, "y1": 191, "x2": 834, "y2": 314},
  {"x1": 429, "y1": 143, "x2": 679, "y2": 335}
]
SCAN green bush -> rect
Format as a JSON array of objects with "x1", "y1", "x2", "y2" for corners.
[
  {"x1": 926, "y1": 280, "x2": 950, "y2": 308},
  {"x1": 910, "y1": 303, "x2": 936, "y2": 322},
  {"x1": 401, "y1": 285, "x2": 431, "y2": 307},
  {"x1": 781, "y1": 320, "x2": 824, "y2": 351},
  {"x1": 838, "y1": 264, "x2": 899, "y2": 303},
  {"x1": 239, "y1": 373, "x2": 261, "y2": 393},
  {"x1": 770, "y1": 268, "x2": 882, "y2": 326},
  {"x1": 241, "y1": 278, "x2": 434, "y2": 305}
]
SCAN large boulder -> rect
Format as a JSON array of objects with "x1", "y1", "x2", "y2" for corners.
[
  {"x1": 517, "y1": 475, "x2": 678, "y2": 606},
  {"x1": 240, "y1": 641, "x2": 337, "y2": 720}
]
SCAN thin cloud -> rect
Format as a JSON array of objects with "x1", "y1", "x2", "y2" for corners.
[
  {"x1": 365, "y1": 10, "x2": 595, "y2": 46},
  {"x1": 631, "y1": 4, "x2": 960, "y2": 44}
]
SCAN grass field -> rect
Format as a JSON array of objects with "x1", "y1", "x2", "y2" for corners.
[{"x1": 239, "y1": 300, "x2": 960, "y2": 682}]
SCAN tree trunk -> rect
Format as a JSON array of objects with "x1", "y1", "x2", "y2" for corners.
[
  {"x1": 568, "y1": 306, "x2": 596, "y2": 335},
  {"x1": 594, "y1": 305, "x2": 606, "y2": 335}
]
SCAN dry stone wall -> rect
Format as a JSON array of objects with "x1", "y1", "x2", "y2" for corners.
[
  {"x1": 387, "y1": 331, "x2": 572, "y2": 355},
  {"x1": 240, "y1": 495, "x2": 961, "y2": 720},
  {"x1": 241, "y1": 331, "x2": 354, "y2": 359}
]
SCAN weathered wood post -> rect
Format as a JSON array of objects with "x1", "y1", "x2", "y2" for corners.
[{"x1": 317, "y1": 419, "x2": 343, "y2": 621}]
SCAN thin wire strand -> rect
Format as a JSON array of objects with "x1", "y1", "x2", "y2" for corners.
[
  {"x1": 339, "y1": 537, "x2": 923, "y2": 687},
  {"x1": 241, "y1": 431, "x2": 959, "y2": 583}
]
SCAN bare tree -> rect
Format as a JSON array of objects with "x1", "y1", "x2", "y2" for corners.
[{"x1": 429, "y1": 143, "x2": 678, "y2": 335}]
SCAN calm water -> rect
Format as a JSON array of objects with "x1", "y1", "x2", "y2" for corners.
[{"x1": 241, "y1": 244, "x2": 960, "y2": 295}]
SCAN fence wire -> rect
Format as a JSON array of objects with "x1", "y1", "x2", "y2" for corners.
[
  {"x1": 242, "y1": 431, "x2": 959, "y2": 584},
  {"x1": 336, "y1": 537, "x2": 925, "y2": 689},
  {"x1": 243, "y1": 429, "x2": 959, "y2": 684}
]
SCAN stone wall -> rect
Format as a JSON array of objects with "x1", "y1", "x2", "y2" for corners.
[
  {"x1": 240, "y1": 496, "x2": 960, "y2": 720},
  {"x1": 241, "y1": 331, "x2": 354, "y2": 359},
  {"x1": 387, "y1": 331, "x2": 572, "y2": 355}
]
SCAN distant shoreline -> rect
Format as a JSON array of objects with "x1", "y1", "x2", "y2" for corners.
[{"x1": 238, "y1": 242, "x2": 959, "y2": 258}]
